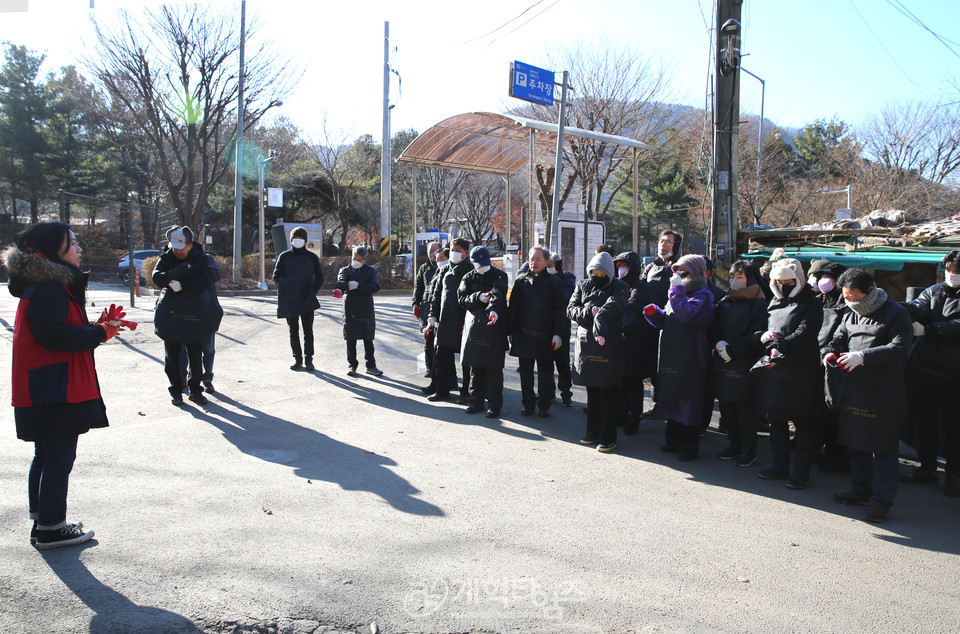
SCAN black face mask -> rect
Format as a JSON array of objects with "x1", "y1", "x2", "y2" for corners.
[{"x1": 590, "y1": 275, "x2": 607, "y2": 289}]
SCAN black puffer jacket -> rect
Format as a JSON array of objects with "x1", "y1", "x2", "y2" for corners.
[
  {"x1": 567, "y1": 277, "x2": 629, "y2": 387},
  {"x1": 430, "y1": 257, "x2": 474, "y2": 349},
  {"x1": 152, "y1": 242, "x2": 218, "y2": 343},
  {"x1": 817, "y1": 289, "x2": 847, "y2": 350},
  {"x1": 458, "y1": 267, "x2": 509, "y2": 368},
  {"x1": 412, "y1": 260, "x2": 438, "y2": 329},
  {"x1": 906, "y1": 282, "x2": 960, "y2": 378},
  {"x1": 273, "y1": 246, "x2": 323, "y2": 319},
  {"x1": 334, "y1": 263, "x2": 380, "y2": 340},
  {"x1": 508, "y1": 269, "x2": 566, "y2": 360},
  {"x1": 753, "y1": 285, "x2": 824, "y2": 414},
  {"x1": 825, "y1": 297, "x2": 912, "y2": 453},
  {"x1": 613, "y1": 251, "x2": 653, "y2": 379},
  {"x1": 709, "y1": 284, "x2": 768, "y2": 402}
]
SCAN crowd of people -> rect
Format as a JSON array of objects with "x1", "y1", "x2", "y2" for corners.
[
  {"x1": 6, "y1": 221, "x2": 958, "y2": 549},
  {"x1": 408, "y1": 231, "x2": 960, "y2": 525}
]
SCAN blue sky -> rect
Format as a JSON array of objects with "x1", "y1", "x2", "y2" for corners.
[{"x1": 1, "y1": 0, "x2": 958, "y2": 141}]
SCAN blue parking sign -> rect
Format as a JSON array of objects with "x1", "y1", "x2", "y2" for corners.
[{"x1": 509, "y1": 61, "x2": 555, "y2": 106}]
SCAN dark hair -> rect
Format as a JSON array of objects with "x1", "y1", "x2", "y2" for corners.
[
  {"x1": 14, "y1": 221, "x2": 87, "y2": 306},
  {"x1": 453, "y1": 237, "x2": 470, "y2": 252},
  {"x1": 595, "y1": 244, "x2": 615, "y2": 255},
  {"x1": 660, "y1": 230, "x2": 683, "y2": 257},
  {"x1": 703, "y1": 257, "x2": 715, "y2": 272},
  {"x1": 551, "y1": 253, "x2": 564, "y2": 272},
  {"x1": 439, "y1": 247, "x2": 450, "y2": 259},
  {"x1": 838, "y1": 267, "x2": 874, "y2": 294},
  {"x1": 15, "y1": 221, "x2": 72, "y2": 263},
  {"x1": 943, "y1": 249, "x2": 959, "y2": 269},
  {"x1": 729, "y1": 259, "x2": 760, "y2": 286}
]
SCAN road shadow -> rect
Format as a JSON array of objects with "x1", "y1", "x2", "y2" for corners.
[
  {"x1": 41, "y1": 544, "x2": 202, "y2": 633},
  {"x1": 183, "y1": 392, "x2": 444, "y2": 517},
  {"x1": 317, "y1": 370, "x2": 546, "y2": 443}
]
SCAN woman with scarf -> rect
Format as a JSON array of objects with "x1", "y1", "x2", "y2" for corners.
[
  {"x1": 643, "y1": 254, "x2": 715, "y2": 461},
  {"x1": 710, "y1": 260, "x2": 769, "y2": 467},
  {"x1": 3, "y1": 222, "x2": 119, "y2": 549},
  {"x1": 825, "y1": 268, "x2": 912, "y2": 523}
]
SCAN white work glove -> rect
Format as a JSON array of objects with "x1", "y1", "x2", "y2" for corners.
[
  {"x1": 670, "y1": 273, "x2": 683, "y2": 287},
  {"x1": 480, "y1": 292, "x2": 491, "y2": 304},
  {"x1": 838, "y1": 351, "x2": 865, "y2": 372},
  {"x1": 760, "y1": 331, "x2": 779, "y2": 344},
  {"x1": 347, "y1": 280, "x2": 359, "y2": 290},
  {"x1": 427, "y1": 316, "x2": 437, "y2": 328},
  {"x1": 168, "y1": 280, "x2": 182, "y2": 293},
  {"x1": 715, "y1": 340, "x2": 731, "y2": 363},
  {"x1": 913, "y1": 322, "x2": 926, "y2": 337},
  {"x1": 487, "y1": 311, "x2": 499, "y2": 326},
  {"x1": 551, "y1": 335, "x2": 562, "y2": 350}
]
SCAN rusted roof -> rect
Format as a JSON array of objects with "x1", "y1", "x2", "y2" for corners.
[{"x1": 397, "y1": 112, "x2": 654, "y2": 175}]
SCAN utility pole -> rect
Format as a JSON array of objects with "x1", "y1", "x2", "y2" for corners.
[
  {"x1": 232, "y1": 0, "x2": 246, "y2": 283},
  {"x1": 380, "y1": 21, "x2": 392, "y2": 257},
  {"x1": 712, "y1": 0, "x2": 742, "y2": 270}
]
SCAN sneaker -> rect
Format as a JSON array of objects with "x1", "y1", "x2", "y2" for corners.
[
  {"x1": 785, "y1": 477, "x2": 810, "y2": 490},
  {"x1": 464, "y1": 404, "x2": 484, "y2": 414},
  {"x1": 346, "y1": 366, "x2": 358, "y2": 377},
  {"x1": 485, "y1": 409, "x2": 500, "y2": 418},
  {"x1": 538, "y1": 409, "x2": 551, "y2": 419},
  {"x1": 834, "y1": 491, "x2": 870, "y2": 506},
  {"x1": 758, "y1": 467, "x2": 789, "y2": 480},
  {"x1": 365, "y1": 366, "x2": 384, "y2": 376},
  {"x1": 863, "y1": 505, "x2": 889, "y2": 523},
  {"x1": 717, "y1": 446, "x2": 740, "y2": 460},
  {"x1": 520, "y1": 407, "x2": 535, "y2": 417},
  {"x1": 733, "y1": 450, "x2": 757, "y2": 467},
  {"x1": 424, "y1": 370, "x2": 433, "y2": 379},
  {"x1": 188, "y1": 392, "x2": 209, "y2": 406},
  {"x1": 427, "y1": 393, "x2": 451, "y2": 402},
  {"x1": 203, "y1": 381, "x2": 215, "y2": 393},
  {"x1": 561, "y1": 396, "x2": 573, "y2": 407},
  {"x1": 290, "y1": 361, "x2": 303, "y2": 371},
  {"x1": 35, "y1": 524, "x2": 94, "y2": 550},
  {"x1": 455, "y1": 394, "x2": 471, "y2": 405},
  {"x1": 420, "y1": 384, "x2": 437, "y2": 396},
  {"x1": 597, "y1": 443, "x2": 617, "y2": 453},
  {"x1": 580, "y1": 437, "x2": 599, "y2": 446},
  {"x1": 171, "y1": 394, "x2": 184, "y2": 406},
  {"x1": 304, "y1": 360, "x2": 315, "y2": 371},
  {"x1": 31, "y1": 520, "x2": 83, "y2": 547}
]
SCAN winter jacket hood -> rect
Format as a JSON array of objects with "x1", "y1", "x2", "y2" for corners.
[{"x1": 613, "y1": 251, "x2": 643, "y2": 285}]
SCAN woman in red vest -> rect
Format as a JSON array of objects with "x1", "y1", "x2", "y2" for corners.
[{"x1": 3, "y1": 222, "x2": 120, "y2": 550}]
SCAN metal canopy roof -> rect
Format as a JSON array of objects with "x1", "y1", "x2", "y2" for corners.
[{"x1": 397, "y1": 112, "x2": 655, "y2": 176}]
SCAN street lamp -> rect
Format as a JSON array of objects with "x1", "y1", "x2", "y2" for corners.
[
  {"x1": 820, "y1": 185, "x2": 854, "y2": 218},
  {"x1": 741, "y1": 66, "x2": 765, "y2": 225},
  {"x1": 258, "y1": 149, "x2": 284, "y2": 290}
]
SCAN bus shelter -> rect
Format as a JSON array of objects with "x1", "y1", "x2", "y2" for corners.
[{"x1": 397, "y1": 112, "x2": 654, "y2": 266}]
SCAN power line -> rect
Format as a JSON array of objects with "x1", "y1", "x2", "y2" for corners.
[
  {"x1": 886, "y1": 0, "x2": 960, "y2": 60},
  {"x1": 486, "y1": 0, "x2": 561, "y2": 46},
  {"x1": 463, "y1": 0, "x2": 552, "y2": 45},
  {"x1": 841, "y1": 0, "x2": 929, "y2": 96}
]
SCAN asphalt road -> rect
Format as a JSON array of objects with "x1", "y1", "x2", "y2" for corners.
[{"x1": 1, "y1": 284, "x2": 958, "y2": 633}]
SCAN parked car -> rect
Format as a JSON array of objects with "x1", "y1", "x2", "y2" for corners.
[{"x1": 117, "y1": 249, "x2": 160, "y2": 284}]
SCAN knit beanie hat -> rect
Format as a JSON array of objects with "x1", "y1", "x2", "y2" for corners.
[
  {"x1": 587, "y1": 251, "x2": 615, "y2": 280},
  {"x1": 672, "y1": 254, "x2": 707, "y2": 278}
]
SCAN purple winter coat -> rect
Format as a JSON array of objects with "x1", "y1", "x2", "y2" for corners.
[{"x1": 646, "y1": 277, "x2": 715, "y2": 426}]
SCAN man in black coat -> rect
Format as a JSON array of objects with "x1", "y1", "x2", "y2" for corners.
[
  {"x1": 274, "y1": 226, "x2": 323, "y2": 371},
  {"x1": 459, "y1": 246, "x2": 509, "y2": 417},
  {"x1": 152, "y1": 225, "x2": 217, "y2": 406},
  {"x1": 825, "y1": 268, "x2": 912, "y2": 523},
  {"x1": 548, "y1": 253, "x2": 577, "y2": 406},
  {"x1": 902, "y1": 249, "x2": 960, "y2": 497},
  {"x1": 333, "y1": 246, "x2": 382, "y2": 376},
  {"x1": 426, "y1": 238, "x2": 472, "y2": 402},
  {"x1": 412, "y1": 241, "x2": 441, "y2": 378},
  {"x1": 179, "y1": 252, "x2": 224, "y2": 390},
  {"x1": 640, "y1": 229, "x2": 682, "y2": 418},
  {"x1": 509, "y1": 246, "x2": 567, "y2": 418}
]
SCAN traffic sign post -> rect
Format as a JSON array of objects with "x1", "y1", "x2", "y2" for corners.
[{"x1": 509, "y1": 61, "x2": 555, "y2": 106}]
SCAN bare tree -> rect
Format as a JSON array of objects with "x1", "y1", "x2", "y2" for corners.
[
  {"x1": 417, "y1": 167, "x2": 469, "y2": 234},
  {"x1": 860, "y1": 99, "x2": 960, "y2": 186},
  {"x1": 454, "y1": 174, "x2": 503, "y2": 244},
  {"x1": 85, "y1": 4, "x2": 296, "y2": 230},
  {"x1": 510, "y1": 39, "x2": 678, "y2": 222}
]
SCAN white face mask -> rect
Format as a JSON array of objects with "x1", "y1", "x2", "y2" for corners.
[
  {"x1": 946, "y1": 272, "x2": 960, "y2": 288},
  {"x1": 476, "y1": 265, "x2": 491, "y2": 274},
  {"x1": 351, "y1": 259, "x2": 363, "y2": 269},
  {"x1": 450, "y1": 251, "x2": 464, "y2": 264},
  {"x1": 291, "y1": 238, "x2": 306, "y2": 249},
  {"x1": 546, "y1": 268, "x2": 557, "y2": 275},
  {"x1": 428, "y1": 250, "x2": 438, "y2": 262},
  {"x1": 729, "y1": 279, "x2": 746, "y2": 292},
  {"x1": 807, "y1": 275, "x2": 817, "y2": 288}
]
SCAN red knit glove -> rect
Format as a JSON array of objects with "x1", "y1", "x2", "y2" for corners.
[
  {"x1": 100, "y1": 322, "x2": 120, "y2": 342},
  {"x1": 643, "y1": 304, "x2": 657, "y2": 317},
  {"x1": 332, "y1": 289, "x2": 343, "y2": 299}
]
